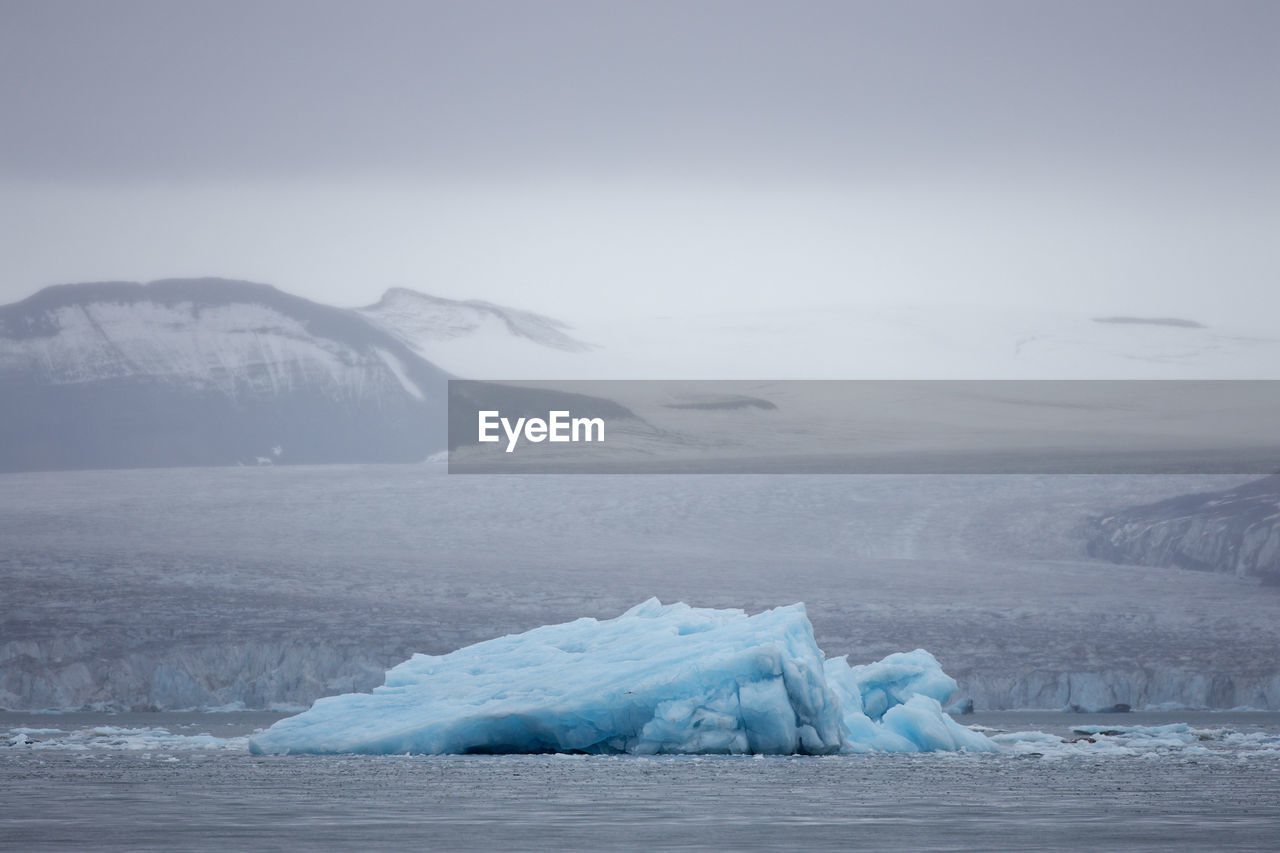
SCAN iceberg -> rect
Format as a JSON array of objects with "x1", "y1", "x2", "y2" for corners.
[{"x1": 249, "y1": 599, "x2": 996, "y2": 755}]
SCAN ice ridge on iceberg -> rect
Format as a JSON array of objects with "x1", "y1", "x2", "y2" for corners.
[{"x1": 249, "y1": 599, "x2": 995, "y2": 755}]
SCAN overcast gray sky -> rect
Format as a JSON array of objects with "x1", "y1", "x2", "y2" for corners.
[{"x1": 1, "y1": 0, "x2": 1276, "y2": 322}]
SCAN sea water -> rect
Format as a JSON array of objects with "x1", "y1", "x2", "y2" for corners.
[{"x1": 3, "y1": 711, "x2": 1279, "y2": 851}]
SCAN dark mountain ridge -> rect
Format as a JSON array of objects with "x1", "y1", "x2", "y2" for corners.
[{"x1": 0, "y1": 278, "x2": 452, "y2": 471}]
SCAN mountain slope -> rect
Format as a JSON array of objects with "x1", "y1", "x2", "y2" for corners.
[
  {"x1": 1086, "y1": 474, "x2": 1280, "y2": 584},
  {"x1": 0, "y1": 279, "x2": 451, "y2": 471},
  {"x1": 358, "y1": 288, "x2": 593, "y2": 378}
]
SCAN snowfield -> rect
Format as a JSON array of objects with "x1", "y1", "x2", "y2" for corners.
[{"x1": 360, "y1": 295, "x2": 1280, "y2": 381}]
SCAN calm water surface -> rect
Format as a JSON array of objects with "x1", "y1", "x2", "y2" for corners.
[{"x1": 4, "y1": 711, "x2": 1279, "y2": 851}]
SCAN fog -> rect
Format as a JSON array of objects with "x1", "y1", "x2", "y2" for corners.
[{"x1": 2, "y1": 1, "x2": 1276, "y2": 323}]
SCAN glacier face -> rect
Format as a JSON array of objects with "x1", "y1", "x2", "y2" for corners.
[{"x1": 248, "y1": 600, "x2": 995, "y2": 756}]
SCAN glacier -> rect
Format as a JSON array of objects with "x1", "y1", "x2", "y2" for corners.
[{"x1": 248, "y1": 600, "x2": 995, "y2": 756}]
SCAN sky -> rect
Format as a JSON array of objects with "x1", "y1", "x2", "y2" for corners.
[{"x1": 1, "y1": 0, "x2": 1276, "y2": 323}]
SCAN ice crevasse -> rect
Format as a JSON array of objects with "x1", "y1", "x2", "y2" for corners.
[{"x1": 249, "y1": 599, "x2": 996, "y2": 755}]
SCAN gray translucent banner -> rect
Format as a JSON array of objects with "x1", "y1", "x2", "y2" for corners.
[{"x1": 447, "y1": 380, "x2": 1280, "y2": 474}]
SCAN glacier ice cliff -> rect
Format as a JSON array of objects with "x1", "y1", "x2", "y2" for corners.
[{"x1": 248, "y1": 600, "x2": 995, "y2": 755}]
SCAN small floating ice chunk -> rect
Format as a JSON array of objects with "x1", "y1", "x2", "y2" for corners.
[
  {"x1": 249, "y1": 599, "x2": 995, "y2": 756},
  {"x1": 4, "y1": 726, "x2": 248, "y2": 751}
]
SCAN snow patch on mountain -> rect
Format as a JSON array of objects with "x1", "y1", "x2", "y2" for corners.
[
  {"x1": 359, "y1": 288, "x2": 594, "y2": 377},
  {"x1": 0, "y1": 281, "x2": 450, "y2": 403},
  {"x1": 2, "y1": 299, "x2": 396, "y2": 400},
  {"x1": 373, "y1": 347, "x2": 425, "y2": 401}
]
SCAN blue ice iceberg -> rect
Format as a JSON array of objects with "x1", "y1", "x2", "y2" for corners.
[{"x1": 249, "y1": 600, "x2": 995, "y2": 755}]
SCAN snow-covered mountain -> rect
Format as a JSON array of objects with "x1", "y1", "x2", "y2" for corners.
[
  {"x1": 1086, "y1": 474, "x2": 1280, "y2": 584},
  {"x1": 0, "y1": 279, "x2": 451, "y2": 471}
]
